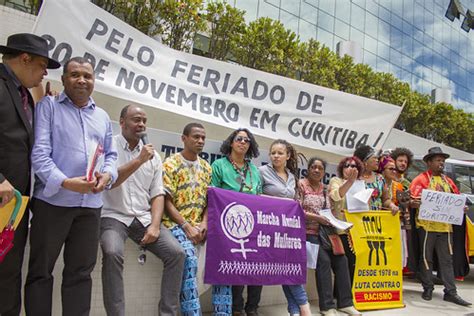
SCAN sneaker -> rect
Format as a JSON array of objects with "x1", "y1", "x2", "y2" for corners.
[
  {"x1": 338, "y1": 305, "x2": 362, "y2": 315},
  {"x1": 246, "y1": 311, "x2": 259, "y2": 316},
  {"x1": 421, "y1": 288, "x2": 433, "y2": 301},
  {"x1": 321, "y1": 309, "x2": 338, "y2": 315},
  {"x1": 443, "y1": 293, "x2": 472, "y2": 306}
]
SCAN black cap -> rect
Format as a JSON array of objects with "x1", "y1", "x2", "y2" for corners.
[{"x1": 0, "y1": 33, "x2": 60, "y2": 69}]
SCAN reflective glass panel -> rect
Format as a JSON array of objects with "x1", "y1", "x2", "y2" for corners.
[
  {"x1": 318, "y1": 9, "x2": 334, "y2": 32},
  {"x1": 281, "y1": 0, "x2": 300, "y2": 16},
  {"x1": 351, "y1": 3, "x2": 365, "y2": 31},
  {"x1": 259, "y1": 1, "x2": 280, "y2": 20}
]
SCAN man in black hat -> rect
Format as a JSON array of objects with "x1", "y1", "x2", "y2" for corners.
[
  {"x1": 0, "y1": 33, "x2": 60, "y2": 316},
  {"x1": 409, "y1": 147, "x2": 471, "y2": 306}
]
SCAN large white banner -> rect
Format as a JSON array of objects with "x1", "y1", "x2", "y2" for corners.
[
  {"x1": 112, "y1": 123, "x2": 338, "y2": 184},
  {"x1": 33, "y1": 0, "x2": 402, "y2": 156}
]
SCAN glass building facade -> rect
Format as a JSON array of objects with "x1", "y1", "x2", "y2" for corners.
[{"x1": 226, "y1": 0, "x2": 474, "y2": 112}]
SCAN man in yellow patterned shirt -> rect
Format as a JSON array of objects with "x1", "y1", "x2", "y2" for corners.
[
  {"x1": 410, "y1": 147, "x2": 470, "y2": 306},
  {"x1": 163, "y1": 123, "x2": 232, "y2": 316}
]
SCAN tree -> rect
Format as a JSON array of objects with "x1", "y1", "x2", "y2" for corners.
[
  {"x1": 92, "y1": 0, "x2": 116, "y2": 14},
  {"x1": 424, "y1": 103, "x2": 474, "y2": 152},
  {"x1": 26, "y1": 0, "x2": 42, "y2": 14},
  {"x1": 334, "y1": 55, "x2": 356, "y2": 93},
  {"x1": 32, "y1": 1, "x2": 474, "y2": 152},
  {"x1": 232, "y1": 17, "x2": 300, "y2": 78},
  {"x1": 156, "y1": 0, "x2": 206, "y2": 51},
  {"x1": 93, "y1": 0, "x2": 205, "y2": 51},
  {"x1": 92, "y1": 0, "x2": 161, "y2": 36},
  {"x1": 297, "y1": 39, "x2": 339, "y2": 89},
  {"x1": 205, "y1": 1, "x2": 245, "y2": 60}
]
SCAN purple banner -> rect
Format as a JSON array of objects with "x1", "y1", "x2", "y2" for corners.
[{"x1": 204, "y1": 187, "x2": 306, "y2": 285}]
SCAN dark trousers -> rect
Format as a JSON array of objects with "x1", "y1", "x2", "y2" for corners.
[
  {"x1": 340, "y1": 234, "x2": 355, "y2": 284},
  {"x1": 417, "y1": 228, "x2": 457, "y2": 295},
  {"x1": 232, "y1": 285, "x2": 262, "y2": 313},
  {"x1": 407, "y1": 208, "x2": 419, "y2": 273},
  {"x1": 24, "y1": 198, "x2": 101, "y2": 316},
  {"x1": 308, "y1": 235, "x2": 353, "y2": 311},
  {"x1": 0, "y1": 210, "x2": 29, "y2": 316}
]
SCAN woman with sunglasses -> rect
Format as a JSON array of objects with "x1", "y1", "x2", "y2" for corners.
[
  {"x1": 298, "y1": 157, "x2": 360, "y2": 316},
  {"x1": 259, "y1": 139, "x2": 311, "y2": 316},
  {"x1": 379, "y1": 155, "x2": 410, "y2": 266},
  {"x1": 379, "y1": 155, "x2": 404, "y2": 214},
  {"x1": 211, "y1": 128, "x2": 262, "y2": 316},
  {"x1": 328, "y1": 156, "x2": 364, "y2": 283},
  {"x1": 353, "y1": 145, "x2": 397, "y2": 212}
]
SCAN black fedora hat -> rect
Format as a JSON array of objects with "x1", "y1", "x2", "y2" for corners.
[
  {"x1": 0, "y1": 33, "x2": 60, "y2": 69},
  {"x1": 423, "y1": 146, "x2": 450, "y2": 162}
]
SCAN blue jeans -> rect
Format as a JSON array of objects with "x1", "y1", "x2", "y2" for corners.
[{"x1": 282, "y1": 284, "x2": 308, "y2": 314}]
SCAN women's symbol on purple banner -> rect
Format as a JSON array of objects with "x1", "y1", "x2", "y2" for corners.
[
  {"x1": 221, "y1": 202, "x2": 257, "y2": 259},
  {"x1": 205, "y1": 187, "x2": 307, "y2": 285}
]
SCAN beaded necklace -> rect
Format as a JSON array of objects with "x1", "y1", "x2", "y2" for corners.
[{"x1": 227, "y1": 156, "x2": 253, "y2": 192}]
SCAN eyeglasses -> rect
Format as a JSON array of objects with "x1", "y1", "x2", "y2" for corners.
[
  {"x1": 234, "y1": 136, "x2": 251, "y2": 144},
  {"x1": 344, "y1": 164, "x2": 358, "y2": 168}
]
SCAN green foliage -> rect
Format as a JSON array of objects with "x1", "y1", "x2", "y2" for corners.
[
  {"x1": 26, "y1": 0, "x2": 42, "y2": 14},
  {"x1": 92, "y1": 1, "x2": 161, "y2": 36},
  {"x1": 231, "y1": 17, "x2": 301, "y2": 78},
  {"x1": 37, "y1": 0, "x2": 474, "y2": 152},
  {"x1": 297, "y1": 39, "x2": 339, "y2": 89},
  {"x1": 230, "y1": 21, "x2": 473, "y2": 152},
  {"x1": 394, "y1": 92, "x2": 474, "y2": 152},
  {"x1": 92, "y1": 0, "x2": 114, "y2": 13},
  {"x1": 93, "y1": 0, "x2": 205, "y2": 51},
  {"x1": 156, "y1": 0, "x2": 206, "y2": 51},
  {"x1": 205, "y1": 1, "x2": 245, "y2": 60}
]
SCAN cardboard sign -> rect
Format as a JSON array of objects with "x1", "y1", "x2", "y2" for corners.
[{"x1": 419, "y1": 190, "x2": 466, "y2": 225}]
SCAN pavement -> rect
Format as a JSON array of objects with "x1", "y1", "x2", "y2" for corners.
[{"x1": 206, "y1": 265, "x2": 474, "y2": 316}]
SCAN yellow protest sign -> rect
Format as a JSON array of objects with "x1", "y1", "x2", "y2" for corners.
[
  {"x1": 0, "y1": 193, "x2": 29, "y2": 230},
  {"x1": 345, "y1": 211, "x2": 404, "y2": 311},
  {"x1": 467, "y1": 216, "x2": 474, "y2": 257}
]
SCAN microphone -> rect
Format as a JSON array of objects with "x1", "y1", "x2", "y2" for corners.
[
  {"x1": 138, "y1": 132, "x2": 149, "y2": 145},
  {"x1": 138, "y1": 132, "x2": 153, "y2": 159}
]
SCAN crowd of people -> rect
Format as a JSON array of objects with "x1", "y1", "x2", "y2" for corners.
[{"x1": 0, "y1": 33, "x2": 472, "y2": 316}]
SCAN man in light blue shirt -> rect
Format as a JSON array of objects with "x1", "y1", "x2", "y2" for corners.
[{"x1": 25, "y1": 56, "x2": 117, "y2": 316}]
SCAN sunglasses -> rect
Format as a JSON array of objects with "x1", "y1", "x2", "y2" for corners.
[
  {"x1": 344, "y1": 164, "x2": 357, "y2": 168},
  {"x1": 234, "y1": 136, "x2": 251, "y2": 144},
  {"x1": 385, "y1": 167, "x2": 397, "y2": 171}
]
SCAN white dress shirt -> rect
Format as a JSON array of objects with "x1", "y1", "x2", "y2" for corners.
[{"x1": 101, "y1": 134, "x2": 164, "y2": 227}]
